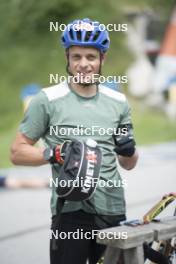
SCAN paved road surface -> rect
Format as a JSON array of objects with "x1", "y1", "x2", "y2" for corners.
[{"x1": 0, "y1": 142, "x2": 176, "y2": 264}]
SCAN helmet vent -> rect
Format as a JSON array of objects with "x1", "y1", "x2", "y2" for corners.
[
  {"x1": 77, "y1": 30, "x2": 82, "y2": 41},
  {"x1": 102, "y1": 39, "x2": 108, "y2": 46},
  {"x1": 92, "y1": 31, "x2": 101, "y2": 41},
  {"x1": 62, "y1": 36, "x2": 66, "y2": 43},
  {"x1": 69, "y1": 29, "x2": 74, "y2": 40},
  {"x1": 85, "y1": 31, "x2": 92, "y2": 41}
]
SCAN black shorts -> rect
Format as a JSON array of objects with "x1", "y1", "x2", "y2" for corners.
[{"x1": 50, "y1": 209, "x2": 126, "y2": 264}]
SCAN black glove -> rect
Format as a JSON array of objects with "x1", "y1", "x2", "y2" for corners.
[
  {"x1": 43, "y1": 140, "x2": 71, "y2": 164},
  {"x1": 113, "y1": 126, "x2": 136, "y2": 157}
]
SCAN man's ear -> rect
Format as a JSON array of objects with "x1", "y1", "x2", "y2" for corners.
[
  {"x1": 65, "y1": 49, "x2": 69, "y2": 60},
  {"x1": 101, "y1": 53, "x2": 106, "y2": 66}
]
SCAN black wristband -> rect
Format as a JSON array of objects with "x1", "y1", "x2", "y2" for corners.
[
  {"x1": 114, "y1": 135, "x2": 136, "y2": 157},
  {"x1": 43, "y1": 148, "x2": 56, "y2": 164},
  {"x1": 114, "y1": 144, "x2": 135, "y2": 157}
]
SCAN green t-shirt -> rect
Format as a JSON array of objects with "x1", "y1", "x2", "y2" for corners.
[{"x1": 19, "y1": 81, "x2": 132, "y2": 216}]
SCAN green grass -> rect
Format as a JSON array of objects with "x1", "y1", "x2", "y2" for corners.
[
  {"x1": 132, "y1": 100, "x2": 176, "y2": 145},
  {"x1": 1, "y1": 20, "x2": 176, "y2": 167}
]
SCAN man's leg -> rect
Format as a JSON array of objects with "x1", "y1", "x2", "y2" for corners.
[
  {"x1": 50, "y1": 210, "x2": 95, "y2": 264},
  {"x1": 88, "y1": 239, "x2": 106, "y2": 264},
  {"x1": 88, "y1": 215, "x2": 126, "y2": 264},
  {"x1": 50, "y1": 230, "x2": 90, "y2": 264}
]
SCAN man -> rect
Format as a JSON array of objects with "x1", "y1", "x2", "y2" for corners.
[{"x1": 11, "y1": 18, "x2": 138, "y2": 264}]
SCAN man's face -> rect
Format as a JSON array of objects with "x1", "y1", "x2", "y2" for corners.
[{"x1": 67, "y1": 46, "x2": 105, "y2": 85}]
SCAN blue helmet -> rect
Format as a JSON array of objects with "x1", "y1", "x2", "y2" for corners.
[{"x1": 61, "y1": 18, "x2": 110, "y2": 53}]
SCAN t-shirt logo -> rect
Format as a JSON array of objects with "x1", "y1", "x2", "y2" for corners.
[{"x1": 86, "y1": 151, "x2": 97, "y2": 164}]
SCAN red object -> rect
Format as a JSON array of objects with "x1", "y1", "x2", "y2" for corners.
[
  {"x1": 55, "y1": 145, "x2": 64, "y2": 164},
  {"x1": 160, "y1": 7, "x2": 176, "y2": 56}
]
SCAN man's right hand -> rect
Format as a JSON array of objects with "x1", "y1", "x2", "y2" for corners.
[{"x1": 43, "y1": 141, "x2": 71, "y2": 164}]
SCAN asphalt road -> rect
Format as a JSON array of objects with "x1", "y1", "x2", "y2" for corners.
[{"x1": 0, "y1": 142, "x2": 176, "y2": 264}]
